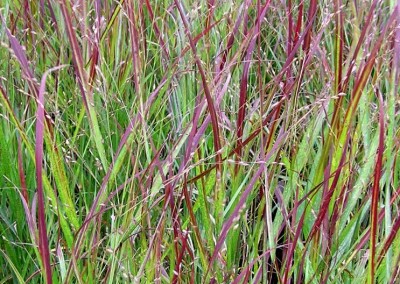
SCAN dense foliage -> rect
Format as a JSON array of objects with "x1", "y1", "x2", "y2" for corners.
[{"x1": 0, "y1": 0, "x2": 399, "y2": 283}]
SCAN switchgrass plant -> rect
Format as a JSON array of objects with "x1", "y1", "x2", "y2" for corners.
[{"x1": 0, "y1": 0, "x2": 399, "y2": 283}]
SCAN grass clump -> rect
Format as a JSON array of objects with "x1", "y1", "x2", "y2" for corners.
[{"x1": 0, "y1": 0, "x2": 399, "y2": 283}]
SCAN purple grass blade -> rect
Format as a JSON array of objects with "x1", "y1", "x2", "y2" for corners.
[
  {"x1": 341, "y1": 0, "x2": 379, "y2": 91},
  {"x1": 369, "y1": 86, "x2": 385, "y2": 282},
  {"x1": 17, "y1": 136, "x2": 29, "y2": 204},
  {"x1": 206, "y1": 130, "x2": 287, "y2": 277},
  {"x1": 236, "y1": 0, "x2": 271, "y2": 161},
  {"x1": 58, "y1": 0, "x2": 90, "y2": 110},
  {"x1": 306, "y1": 132, "x2": 351, "y2": 243},
  {"x1": 143, "y1": 0, "x2": 170, "y2": 61},
  {"x1": 377, "y1": 208, "x2": 400, "y2": 267},
  {"x1": 174, "y1": 0, "x2": 223, "y2": 173},
  {"x1": 36, "y1": 65, "x2": 67, "y2": 284},
  {"x1": 18, "y1": 191, "x2": 38, "y2": 246},
  {"x1": 0, "y1": 14, "x2": 38, "y2": 96},
  {"x1": 217, "y1": 0, "x2": 251, "y2": 73},
  {"x1": 232, "y1": 248, "x2": 274, "y2": 284},
  {"x1": 302, "y1": 0, "x2": 317, "y2": 54}
]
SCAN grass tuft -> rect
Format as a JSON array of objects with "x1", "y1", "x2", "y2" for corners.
[{"x1": 0, "y1": 1, "x2": 399, "y2": 283}]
